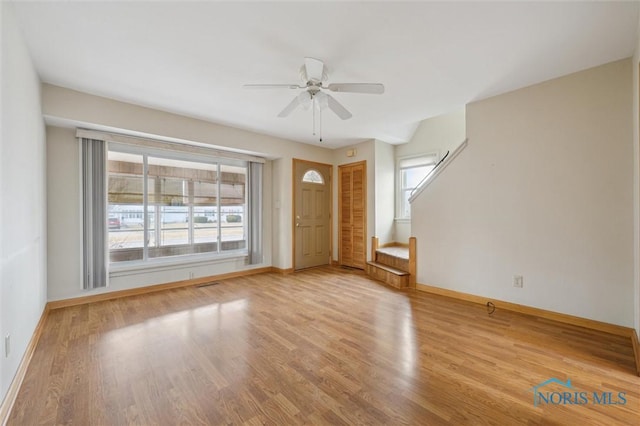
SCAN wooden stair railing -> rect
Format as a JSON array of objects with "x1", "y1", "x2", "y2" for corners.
[{"x1": 366, "y1": 236, "x2": 416, "y2": 289}]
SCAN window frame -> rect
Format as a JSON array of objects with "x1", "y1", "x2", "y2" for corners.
[
  {"x1": 107, "y1": 142, "x2": 250, "y2": 271},
  {"x1": 396, "y1": 152, "x2": 439, "y2": 220}
]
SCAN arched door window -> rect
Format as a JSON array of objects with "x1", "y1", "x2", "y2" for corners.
[{"x1": 302, "y1": 169, "x2": 324, "y2": 184}]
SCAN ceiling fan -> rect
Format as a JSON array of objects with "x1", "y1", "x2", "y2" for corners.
[{"x1": 244, "y1": 57, "x2": 384, "y2": 122}]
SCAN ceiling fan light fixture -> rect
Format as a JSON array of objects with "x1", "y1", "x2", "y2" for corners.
[
  {"x1": 314, "y1": 91, "x2": 329, "y2": 110},
  {"x1": 298, "y1": 91, "x2": 312, "y2": 110}
]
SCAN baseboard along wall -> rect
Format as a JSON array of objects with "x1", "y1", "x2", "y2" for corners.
[
  {"x1": 416, "y1": 283, "x2": 633, "y2": 337},
  {"x1": 632, "y1": 329, "x2": 640, "y2": 376},
  {"x1": 416, "y1": 282, "x2": 640, "y2": 376},
  {"x1": 0, "y1": 305, "x2": 50, "y2": 426}
]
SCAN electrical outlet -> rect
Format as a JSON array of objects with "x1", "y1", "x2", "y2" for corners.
[
  {"x1": 513, "y1": 275, "x2": 523, "y2": 288},
  {"x1": 5, "y1": 334, "x2": 10, "y2": 357}
]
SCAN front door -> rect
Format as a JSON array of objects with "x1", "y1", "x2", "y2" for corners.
[{"x1": 294, "y1": 159, "x2": 331, "y2": 270}]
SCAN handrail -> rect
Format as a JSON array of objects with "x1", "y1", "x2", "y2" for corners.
[
  {"x1": 408, "y1": 138, "x2": 468, "y2": 203},
  {"x1": 409, "y1": 150, "x2": 450, "y2": 198}
]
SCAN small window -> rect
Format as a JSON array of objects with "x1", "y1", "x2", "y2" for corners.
[
  {"x1": 397, "y1": 153, "x2": 438, "y2": 219},
  {"x1": 302, "y1": 169, "x2": 324, "y2": 184}
]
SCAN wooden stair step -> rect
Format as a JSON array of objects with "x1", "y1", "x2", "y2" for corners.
[
  {"x1": 374, "y1": 251, "x2": 409, "y2": 272},
  {"x1": 369, "y1": 236, "x2": 416, "y2": 289},
  {"x1": 366, "y1": 261, "x2": 409, "y2": 276},
  {"x1": 375, "y1": 246, "x2": 410, "y2": 260},
  {"x1": 366, "y1": 261, "x2": 410, "y2": 289}
]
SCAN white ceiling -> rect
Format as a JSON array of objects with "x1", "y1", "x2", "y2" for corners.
[{"x1": 11, "y1": 1, "x2": 640, "y2": 148}]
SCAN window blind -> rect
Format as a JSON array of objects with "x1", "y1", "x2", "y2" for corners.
[
  {"x1": 82, "y1": 137, "x2": 108, "y2": 289},
  {"x1": 248, "y1": 162, "x2": 263, "y2": 265}
]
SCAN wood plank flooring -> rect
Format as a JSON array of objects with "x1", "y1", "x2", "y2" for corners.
[{"x1": 8, "y1": 267, "x2": 640, "y2": 425}]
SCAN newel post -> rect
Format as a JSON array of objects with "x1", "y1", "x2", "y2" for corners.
[
  {"x1": 371, "y1": 236, "x2": 379, "y2": 262},
  {"x1": 409, "y1": 237, "x2": 417, "y2": 288}
]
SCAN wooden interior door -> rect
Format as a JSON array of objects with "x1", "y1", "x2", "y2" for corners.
[
  {"x1": 339, "y1": 161, "x2": 366, "y2": 269},
  {"x1": 294, "y1": 159, "x2": 332, "y2": 270}
]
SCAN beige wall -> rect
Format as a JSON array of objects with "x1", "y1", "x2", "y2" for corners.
[
  {"x1": 374, "y1": 139, "x2": 395, "y2": 244},
  {"x1": 271, "y1": 157, "x2": 286, "y2": 268},
  {"x1": 0, "y1": 1, "x2": 47, "y2": 404},
  {"x1": 43, "y1": 85, "x2": 334, "y2": 299},
  {"x1": 412, "y1": 59, "x2": 634, "y2": 326},
  {"x1": 46, "y1": 127, "x2": 81, "y2": 300},
  {"x1": 395, "y1": 109, "x2": 466, "y2": 241},
  {"x1": 395, "y1": 109, "x2": 466, "y2": 159}
]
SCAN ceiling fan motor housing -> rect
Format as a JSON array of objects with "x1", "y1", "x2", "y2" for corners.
[{"x1": 299, "y1": 64, "x2": 328, "y2": 85}]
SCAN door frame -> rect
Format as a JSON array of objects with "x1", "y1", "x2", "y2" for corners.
[
  {"x1": 338, "y1": 160, "x2": 367, "y2": 269},
  {"x1": 292, "y1": 158, "x2": 333, "y2": 270}
]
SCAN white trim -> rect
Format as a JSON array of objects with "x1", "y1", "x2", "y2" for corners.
[
  {"x1": 103, "y1": 140, "x2": 110, "y2": 289},
  {"x1": 76, "y1": 128, "x2": 266, "y2": 164},
  {"x1": 78, "y1": 139, "x2": 84, "y2": 290},
  {"x1": 108, "y1": 141, "x2": 248, "y2": 168},
  {"x1": 142, "y1": 153, "x2": 149, "y2": 261},
  {"x1": 109, "y1": 251, "x2": 248, "y2": 277},
  {"x1": 408, "y1": 138, "x2": 468, "y2": 204}
]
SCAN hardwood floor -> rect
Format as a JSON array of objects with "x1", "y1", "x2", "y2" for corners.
[{"x1": 8, "y1": 267, "x2": 640, "y2": 425}]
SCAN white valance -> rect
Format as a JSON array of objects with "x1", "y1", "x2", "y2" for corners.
[{"x1": 76, "y1": 128, "x2": 266, "y2": 164}]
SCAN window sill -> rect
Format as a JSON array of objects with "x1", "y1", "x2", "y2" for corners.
[
  {"x1": 394, "y1": 218, "x2": 411, "y2": 224},
  {"x1": 109, "y1": 250, "x2": 248, "y2": 277}
]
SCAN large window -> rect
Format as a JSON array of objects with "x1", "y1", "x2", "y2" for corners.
[
  {"x1": 108, "y1": 147, "x2": 249, "y2": 264},
  {"x1": 397, "y1": 154, "x2": 437, "y2": 219}
]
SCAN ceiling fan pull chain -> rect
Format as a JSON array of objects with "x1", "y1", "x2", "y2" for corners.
[{"x1": 312, "y1": 97, "x2": 316, "y2": 136}]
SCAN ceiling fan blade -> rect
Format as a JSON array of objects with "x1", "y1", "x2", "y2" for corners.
[
  {"x1": 244, "y1": 84, "x2": 301, "y2": 89},
  {"x1": 327, "y1": 83, "x2": 385, "y2": 94},
  {"x1": 277, "y1": 95, "x2": 302, "y2": 117},
  {"x1": 326, "y1": 94, "x2": 352, "y2": 120},
  {"x1": 304, "y1": 57, "x2": 325, "y2": 82}
]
